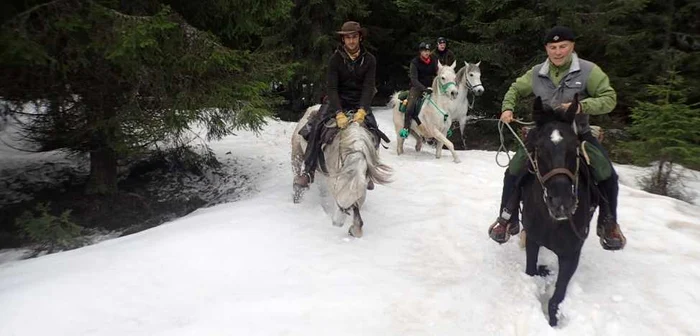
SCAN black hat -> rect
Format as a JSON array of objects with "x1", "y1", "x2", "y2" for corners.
[
  {"x1": 437, "y1": 37, "x2": 447, "y2": 44},
  {"x1": 418, "y1": 42, "x2": 431, "y2": 51},
  {"x1": 544, "y1": 26, "x2": 575, "y2": 44}
]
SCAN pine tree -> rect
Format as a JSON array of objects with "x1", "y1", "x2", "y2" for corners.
[
  {"x1": 0, "y1": 0, "x2": 292, "y2": 194},
  {"x1": 625, "y1": 70, "x2": 700, "y2": 198}
]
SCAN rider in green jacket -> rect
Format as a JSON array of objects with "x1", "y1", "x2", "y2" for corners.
[{"x1": 488, "y1": 26, "x2": 626, "y2": 251}]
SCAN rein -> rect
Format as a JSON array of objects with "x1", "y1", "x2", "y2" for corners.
[
  {"x1": 495, "y1": 118, "x2": 587, "y2": 241},
  {"x1": 423, "y1": 77, "x2": 457, "y2": 122}
]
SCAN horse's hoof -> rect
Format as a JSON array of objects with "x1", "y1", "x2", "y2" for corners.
[
  {"x1": 453, "y1": 158, "x2": 461, "y2": 163},
  {"x1": 293, "y1": 185, "x2": 306, "y2": 203},
  {"x1": 349, "y1": 225, "x2": 363, "y2": 238},
  {"x1": 527, "y1": 265, "x2": 551, "y2": 277},
  {"x1": 332, "y1": 210, "x2": 347, "y2": 227}
]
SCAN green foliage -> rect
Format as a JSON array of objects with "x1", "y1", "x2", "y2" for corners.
[
  {"x1": 0, "y1": 0, "x2": 293, "y2": 194},
  {"x1": 625, "y1": 71, "x2": 700, "y2": 168},
  {"x1": 15, "y1": 203, "x2": 83, "y2": 252}
]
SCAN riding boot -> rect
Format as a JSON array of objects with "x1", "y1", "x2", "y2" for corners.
[
  {"x1": 596, "y1": 172, "x2": 626, "y2": 250},
  {"x1": 401, "y1": 104, "x2": 412, "y2": 138},
  {"x1": 580, "y1": 131, "x2": 626, "y2": 250},
  {"x1": 488, "y1": 171, "x2": 522, "y2": 244},
  {"x1": 295, "y1": 120, "x2": 323, "y2": 189}
]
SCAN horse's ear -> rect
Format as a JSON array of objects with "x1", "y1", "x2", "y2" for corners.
[
  {"x1": 476, "y1": 61, "x2": 481, "y2": 67},
  {"x1": 532, "y1": 96, "x2": 547, "y2": 125},
  {"x1": 449, "y1": 60, "x2": 457, "y2": 69},
  {"x1": 437, "y1": 60, "x2": 443, "y2": 69},
  {"x1": 464, "y1": 61, "x2": 469, "y2": 67},
  {"x1": 563, "y1": 93, "x2": 579, "y2": 123}
]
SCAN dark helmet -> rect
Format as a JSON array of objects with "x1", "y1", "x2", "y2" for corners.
[
  {"x1": 437, "y1": 37, "x2": 447, "y2": 44},
  {"x1": 418, "y1": 42, "x2": 431, "y2": 51}
]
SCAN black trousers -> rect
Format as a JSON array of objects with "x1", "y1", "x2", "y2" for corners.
[{"x1": 404, "y1": 87, "x2": 423, "y2": 129}]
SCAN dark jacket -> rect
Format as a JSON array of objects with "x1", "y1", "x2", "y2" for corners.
[
  {"x1": 433, "y1": 49, "x2": 456, "y2": 67},
  {"x1": 326, "y1": 46, "x2": 377, "y2": 115},
  {"x1": 409, "y1": 55, "x2": 438, "y2": 91}
]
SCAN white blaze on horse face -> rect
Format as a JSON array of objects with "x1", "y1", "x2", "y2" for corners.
[{"x1": 550, "y1": 129, "x2": 563, "y2": 145}]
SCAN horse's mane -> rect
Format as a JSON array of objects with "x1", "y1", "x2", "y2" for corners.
[
  {"x1": 329, "y1": 123, "x2": 392, "y2": 208},
  {"x1": 338, "y1": 124, "x2": 392, "y2": 185},
  {"x1": 456, "y1": 63, "x2": 480, "y2": 86}
]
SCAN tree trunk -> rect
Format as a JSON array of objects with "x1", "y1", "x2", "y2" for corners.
[
  {"x1": 86, "y1": 145, "x2": 118, "y2": 195},
  {"x1": 86, "y1": 105, "x2": 119, "y2": 195}
]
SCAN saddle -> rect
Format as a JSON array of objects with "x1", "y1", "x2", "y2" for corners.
[
  {"x1": 397, "y1": 90, "x2": 425, "y2": 115},
  {"x1": 299, "y1": 110, "x2": 390, "y2": 174}
]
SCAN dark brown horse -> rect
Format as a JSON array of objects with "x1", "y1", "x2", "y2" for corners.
[{"x1": 520, "y1": 94, "x2": 598, "y2": 326}]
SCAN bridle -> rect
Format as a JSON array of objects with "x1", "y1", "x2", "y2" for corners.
[
  {"x1": 530, "y1": 140, "x2": 588, "y2": 241},
  {"x1": 463, "y1": 75, "x2": 482, "y2": 109}
]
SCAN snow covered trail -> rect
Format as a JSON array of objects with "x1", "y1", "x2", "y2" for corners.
[{"x1": 0, "y1": 107, "x2": 699, "y2": 335}]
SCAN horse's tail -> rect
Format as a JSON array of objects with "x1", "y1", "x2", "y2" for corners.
[
  {"x1": 331, "y1": 124, "x2": 392, "y2": 208},
  {"x1": 386, "y1": 92, "x2": 401, "y2": 109}
]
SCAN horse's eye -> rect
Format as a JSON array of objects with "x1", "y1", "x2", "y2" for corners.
[
  {"x1": 441, "y1": 76, "x2": 445, "y2": 80},
  {"x1": 469, "y1": 74, "x2": 474, "y2": 77}
]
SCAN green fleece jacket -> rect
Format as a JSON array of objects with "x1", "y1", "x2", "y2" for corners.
[{"x1": 501, "y1": 55, "x2": 616, "y2": 116}]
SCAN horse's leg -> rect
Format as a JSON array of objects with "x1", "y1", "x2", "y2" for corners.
[
  {"x1": 548, "y1": 252, "x2": 581, "y2": 326},
  {"x1": 458, "y1": 115, "x2": 468, "y2": 149},
  {"x1": 525, "y1": 235, "x2": 550, "y2": 276},
  {"x1": 332, "y1": 205, "x2": 348, "y2": 227},
  {"x1": 291, "y1": 135, "x2": 306, "y2": 203},
  {"x1": 412, "y1": 130, "x2": 423, "y2": 152},
  {"x1": 393, "y1": 107, "x2": 405, "y2": 155},
  {"x1": 348, "y1": 204, "x2": 364, "y2": 238},
  {"x1": 431, "y1": 129, "x2": 461, "y2": 163},
  {"x1": 459, "y1": 114, "x2": 467, "y2": 136}
]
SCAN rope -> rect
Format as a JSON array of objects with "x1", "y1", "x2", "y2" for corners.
[{"x1": 487, "y1": 118, "x2": 536, "y2": 169}]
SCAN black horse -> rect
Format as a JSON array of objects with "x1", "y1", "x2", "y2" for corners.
[{"x1": 519, "y1": 94, "x2": 598, "y2": 326}]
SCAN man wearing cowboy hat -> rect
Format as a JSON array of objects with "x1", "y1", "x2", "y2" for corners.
[
  {"x1": 488, "y1": 25, "x2": 626, "y2": 251},
  {"x1": 295, "y1": 21, "x2": 387, "y2": 189}
]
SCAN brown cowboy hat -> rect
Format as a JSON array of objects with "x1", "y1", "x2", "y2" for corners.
[{"x1": 336, "y1": 21, "x2": 367, "y2": 36}]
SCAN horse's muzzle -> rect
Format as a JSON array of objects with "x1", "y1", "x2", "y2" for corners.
[
  {"x1": 449, "y1": 88, "x2": 459, "y2": 100},
  {"x1": 543, "y1": 187, "x2": 577, "y2": 221}
]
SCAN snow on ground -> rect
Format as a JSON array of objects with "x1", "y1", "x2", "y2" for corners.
[{"x1": 0, "y1": 107, "x2": 699, "y2": 335}]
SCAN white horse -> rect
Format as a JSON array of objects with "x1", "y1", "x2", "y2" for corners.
[
  {"x1": 390, "y1": 60, "x2": 461, "y2": 163},
  {"x1": 291, "y1": 105, "x2": 392, "y2": 237},
  {"x1": 454, "y1": 61, "x2": 485, "y2": 136}
]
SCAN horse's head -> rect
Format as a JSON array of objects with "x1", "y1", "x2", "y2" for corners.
[
  {"x1": 436, "y1": 60, "x2": 459, "y2": 100},
  {"x1": 530, "y1": 94, "x2": 581, "y2": 220},
  {"x1": 462, "y1": 61, "x2": 484, "y2": 96}
]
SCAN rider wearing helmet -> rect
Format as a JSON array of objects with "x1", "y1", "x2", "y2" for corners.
[
  {"x1": 400, "y1": 41, "x2": 438, "y2": 138},
  {"x1": 433, "y1": 37, "x2": 455, "y2": 67}
]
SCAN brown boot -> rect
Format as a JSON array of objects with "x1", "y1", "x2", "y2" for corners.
[
  {"x1": 597, "y1": 217, "x2": 626, "y2": 250},
  {"x1": 294, "y1": 173, "x2": 310, "y2": 188},
  {"x1": 488, "y1": 217, "x2": 519, "y2": 244}
]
